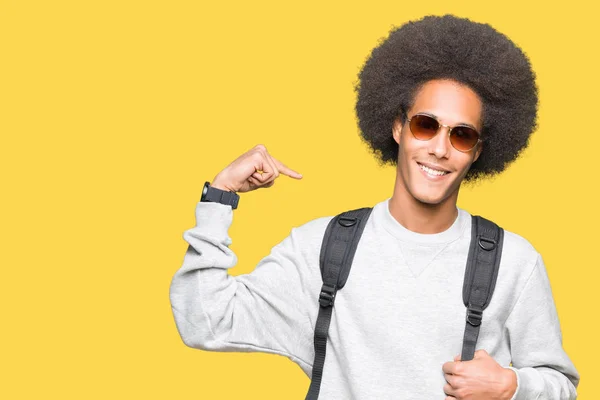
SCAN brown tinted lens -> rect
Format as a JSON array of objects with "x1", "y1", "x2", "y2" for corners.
[
  {"x1": 410, "y1": 115, "x2": 439, "y2": 140},
  {"x1": 450, "y1": 126, "x2": 479, "y2": 151}
]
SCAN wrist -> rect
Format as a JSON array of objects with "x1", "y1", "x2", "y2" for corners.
[
  {"x1": 210, "y1": 182, "x2": 232, "y2": 191},
  {"x1": 210, "y1": 177, "x2": 235, "y2": 192}
]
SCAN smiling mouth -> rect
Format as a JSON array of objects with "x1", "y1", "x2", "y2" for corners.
[{"x1": 417, "y1": 162, "x2": 450, "y2": 176}]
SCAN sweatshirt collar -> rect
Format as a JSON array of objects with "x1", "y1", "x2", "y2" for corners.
[{"x1": 378, "y1": 197, "x2": 469, "y2": 244}]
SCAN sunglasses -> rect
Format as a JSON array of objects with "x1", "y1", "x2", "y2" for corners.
[{"x1": 406, "y1": 113, "x2": 481, "y2": 152}]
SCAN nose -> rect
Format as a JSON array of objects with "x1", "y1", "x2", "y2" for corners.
[{"x1": 427, "y1": 125, "x2": 452, "y2": 159}]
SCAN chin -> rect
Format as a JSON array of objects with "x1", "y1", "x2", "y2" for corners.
[
  {"x1": 413, "y1": 191, "x2": 447, "y2": 205},
  {"x1": 409, "y1": 181, "x2": 453, "y2": 205},
  {"x1": 397, "y1": 162, "x2": 458, "y2": 206}
]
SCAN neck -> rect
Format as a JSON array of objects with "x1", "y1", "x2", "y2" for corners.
[{"x1": 389, "y1": 174, "x2": 460, "y2": 235}]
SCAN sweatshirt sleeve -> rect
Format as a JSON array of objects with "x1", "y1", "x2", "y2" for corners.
[
  {"x1": 169, "y1": 201, "x2": 325, "y2": 376},
  {"x1": 504, "y1": 253, "x2": 580, "y2": 400}
]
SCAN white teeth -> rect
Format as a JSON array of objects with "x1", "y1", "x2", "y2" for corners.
[{"x1": 419, "y1": 163, "x2": 448, "y2": 176}]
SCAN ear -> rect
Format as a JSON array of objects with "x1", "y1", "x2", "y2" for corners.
[
  {"x1": 392, "y1": 117, "x2": 403, "y2": 145},
  {"x1": 473, "y1": 141, "x2": 483, "y2": 163}
]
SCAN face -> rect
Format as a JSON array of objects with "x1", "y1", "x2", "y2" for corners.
[{"x1": 392, "y1": 79, "x2": 483, "y2": 206}]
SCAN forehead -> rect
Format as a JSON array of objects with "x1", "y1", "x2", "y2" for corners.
[{"x1": 409, "y1": 79, "x2": 483, "y2": 130}]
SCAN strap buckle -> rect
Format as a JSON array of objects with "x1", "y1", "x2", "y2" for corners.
[
  {"x1": 319, "y1": 284, "x2": 337, "y2": 307},
  {"x1": 338, "y1": 216, "x2": 357, "y2": 227},
  {"x1": 478, "y1": 236, "x2": 497, "y2": 251},
  {"x1": 466, "y1": 306, "x2": 483, "y2": 326}
]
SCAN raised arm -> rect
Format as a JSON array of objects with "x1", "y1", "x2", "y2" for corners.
[{"x1": 169, "y1": 144, "x2": 323, "y2": 376}]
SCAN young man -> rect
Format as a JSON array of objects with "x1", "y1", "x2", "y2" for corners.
[{"x1": 169, "y1": 14, "x2": 580, "y2": 399}]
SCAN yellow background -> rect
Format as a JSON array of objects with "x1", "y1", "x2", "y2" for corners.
[{"x1": 1, "y1": 0, "x2": 598, "y2": 398}]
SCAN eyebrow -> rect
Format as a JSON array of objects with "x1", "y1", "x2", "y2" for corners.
[{"x1": 419, "y1": 112, "x2": 479, "y2": 131}]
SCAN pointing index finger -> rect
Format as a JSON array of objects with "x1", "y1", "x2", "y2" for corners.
[{"x1": 271, "y1": 157, "x2": 303, "y2": 179}]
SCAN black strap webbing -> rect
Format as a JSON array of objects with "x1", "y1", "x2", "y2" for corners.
[
  {"x1": 305, "y1": 207, "x2": 373, "y2": 400},
  {"x1": 460, "y1": 215, "x2": 504, "y2": 361},
  {"x1": 304, "y1": 209, "x2": 503, "y2": 398}
]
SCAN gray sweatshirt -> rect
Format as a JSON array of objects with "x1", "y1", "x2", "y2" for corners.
[{"x1": 169, "y1": 197, "x2": 580, "y2": 399}]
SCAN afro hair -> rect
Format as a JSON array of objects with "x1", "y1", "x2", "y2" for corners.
[{"x1": 354, "y1": 14, "x2": 539, "y2": 183}]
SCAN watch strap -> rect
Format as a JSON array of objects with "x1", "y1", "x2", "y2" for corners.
[{"x1": 201, "y1": 181, "x2": 239, "y2": 209}]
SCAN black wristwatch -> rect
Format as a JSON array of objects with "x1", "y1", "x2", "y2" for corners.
[{"x1": 200, "y1": 181, "x2": 240, "y2": 209}]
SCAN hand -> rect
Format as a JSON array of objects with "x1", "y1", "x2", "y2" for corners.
[
  {"x1": 442, "y1": 349, "x2": 517, "y2": 400},
  {"x1": 210, "y1": 144, "x2": 303, "y2": 193}
]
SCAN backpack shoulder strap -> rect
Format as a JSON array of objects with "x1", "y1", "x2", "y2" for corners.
[
  {"x1": 460, "y1": 215, "x2": 504, "y2": 361},
  {"x1": 305, "y1": 206, "x2": 373, "y2": 400}
]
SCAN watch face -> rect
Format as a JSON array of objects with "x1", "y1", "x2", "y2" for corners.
[{"x1": 201, "y1": 181, "x2": 210, "y2": 201}]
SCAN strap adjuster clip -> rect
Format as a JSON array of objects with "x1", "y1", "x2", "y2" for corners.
[
  {"x1": 319, "y1": 284, "x2": 337, "y2": 307},
  {"x1": 466, "y1": 307, "x2": 483, "y2": 326}
]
